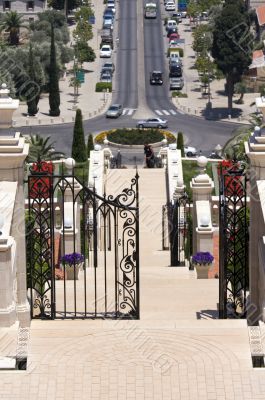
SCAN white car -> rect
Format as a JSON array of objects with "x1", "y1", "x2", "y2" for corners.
[
  {"x1": 165, "y1": 1, "x2": 175, "y2": 11},
  {"x1": 100, "y1": 45, "x2": 112, "y2": 58},
  {"x1": 166, "y1": 19, "x2": 177, "y2": 31},
  {"x1": 169, "y1": 39, "x2": 179, "y2": 48},
  {"x1": 184, "y1": 146, "x2": 197, "y2": 157},
  {"x1": 136, "y1": 117, "x2": 168, "y2": 129}
]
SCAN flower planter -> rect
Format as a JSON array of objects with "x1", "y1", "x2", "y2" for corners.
[
  {"x1": 64, "y1": 264, "x2": 82, "y2": 280},
  {"x1": 194, "y1": 263, "x2": 212, "y2": 279},
  {"x1": 60, "y1": 253, "x2": 85, "y2": 281}
]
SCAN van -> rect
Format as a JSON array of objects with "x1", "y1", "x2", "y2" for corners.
[{"x1": 166, "y1": 20, "x2": 177, "y2": 31}]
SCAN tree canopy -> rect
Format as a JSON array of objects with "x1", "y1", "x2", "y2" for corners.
[{"x1": 211, "y1": 0, "x2": 253, "y2": 112}]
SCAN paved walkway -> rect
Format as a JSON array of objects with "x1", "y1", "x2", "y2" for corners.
[{"x1": 12, "y1": 1, "x2": 112, "y2": 127}]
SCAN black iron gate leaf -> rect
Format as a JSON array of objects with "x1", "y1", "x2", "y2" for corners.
[{"x1": 26, "y1": 161, "x2": 140, "y2": 320}]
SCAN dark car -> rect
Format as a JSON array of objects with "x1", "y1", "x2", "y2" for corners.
[
  {"x1": 167, "y1": 27, "x2": 178, "y2": 38},
  {"x1": 150, "y1": 71, "x2": 163, "y2": 85},
  {"x1": 103, "y1": 8, "x2": 114, "y2": 19},
  {"x1": 169, "y1": 65, "x2": 182, "y2": 78}
]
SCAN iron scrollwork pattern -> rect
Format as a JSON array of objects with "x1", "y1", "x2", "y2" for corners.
[
  {"x1": 219, "y1": 161, "x2": 249, "y2": 319},
  {"x1": 27, "y1": 160, "x2": 54, "y2": 319},
  {"x1": 27, "y1": 161, "x2": 140, "y2": 320},
  {"x1": 113, "y1": 174, "x2": 139, "y2": 318}
]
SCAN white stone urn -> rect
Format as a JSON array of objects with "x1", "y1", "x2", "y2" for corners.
[
  {"x1": 194, "y1": 263, "x2": 212, "y2": 279},
  {"x1": 65, "y1": 264, "x2": 81, "y2": 280}
]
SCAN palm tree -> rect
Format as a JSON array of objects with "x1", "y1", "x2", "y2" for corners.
[
  {"x1": 27, "y1": 134, "x2": 65, "y2": 163},
  {"x1": 0, "y1": 11, "x2": 26, "y2": 45}
]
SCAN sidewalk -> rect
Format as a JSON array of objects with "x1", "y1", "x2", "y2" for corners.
[
  {"x1": 172, "y1": 18, "x2": 257, "y2": 125},
  {"x1": 12, "y1": 2, "x2": 112, "y2": 128}
]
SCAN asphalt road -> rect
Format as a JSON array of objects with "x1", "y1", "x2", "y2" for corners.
[{"x1": 13, "y1": 0, "x2": 241, "y2": 156}]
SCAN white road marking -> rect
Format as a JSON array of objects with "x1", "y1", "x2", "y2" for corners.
[
  {"x1": 155, "y1": 110, "x2": 163, "y2": 115},
  {"x1": 162, "y1": 110, "x2": 170, "y2": 115}
]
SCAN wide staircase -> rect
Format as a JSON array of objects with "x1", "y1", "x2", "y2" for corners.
[
  {"x1": 0, "y1": 167, "x2": 253, "y2": 390},
  {"x1": 106, "y1": 167, "x2": 219, "y2": 321}
]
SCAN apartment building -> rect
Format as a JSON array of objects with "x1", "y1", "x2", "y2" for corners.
[{"x1": 0, "y1": 0, "x2": 47, "y2": 21}]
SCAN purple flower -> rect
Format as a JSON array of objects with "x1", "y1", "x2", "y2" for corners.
[
  {"x1": 60, "y1": 252, "x2": 84, "y2": 267},
  {"x1": 192, "y1": 252, "x2": 214, "y2": 265}
]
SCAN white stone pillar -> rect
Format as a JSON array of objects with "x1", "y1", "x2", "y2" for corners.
[
  {"x1": 0, "y1": 134, "x2": 30, "y2": 327},
  {"x1": 190, "y1": 156, "x2": 214, "y2": 255},
  {"x1": 60, "y1": 159, "x2": 82, "y2": 258},
  {"x1": 245, "y1": 128, "x2": 265, "y2": 324}
]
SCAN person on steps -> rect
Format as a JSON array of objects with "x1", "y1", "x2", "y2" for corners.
[{"x1": 144, "y1": 144, "x2": 155, "y2": 168}]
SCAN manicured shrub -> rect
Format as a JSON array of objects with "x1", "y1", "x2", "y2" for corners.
[
  {"x1": 95, "y1": 82, "x2": 112, "y2": 92},
  {"x1": 72, "y1": 109, "x2": 87, "y2": 162},
  {"x1": 86, "y1": 133, "x2": 94, "y2": 158},
  {"x1": 49, "y1": 24, "x2": 60, "y2": 116},
  {"x1": 177, "y1": 132, "x2": 184, "y2": 157},
  {"x1": 95, "y1": 128, "x2": 176, "y2": 145},
  {"x1": 172, "y1": 91, "x2": 187, "y2": 98}
]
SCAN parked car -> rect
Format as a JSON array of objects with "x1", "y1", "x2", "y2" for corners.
[
  {"x1": 150, "y1": 71, "x2": 163, "y2": 85},
  {"x1": 169, "y1": 51, "x2": 181, "y2": 61},
  {"x1": 169, "y1": 59, "x2": 182, "y2": 69},
  {"x1": 169, "y1": 65, "x2": 182, "y2": 77},
  {"x1": 169, "y1": 39, "x2": 179, "y2": 48},
  {"x1": 165, "y1": 1, "x2": 175, "y2": 11},
  {"x1": 103, "y1": 16, "x2": 113, "y2": 29},
  {"x1": 106, "y1": 104, "x2": 123, "y2": 118},
  {"x1": 102, "y1": 61, "x2": 115, "y2": 73},
  {"x1": 107, "y1": 4, "x2": 116, "y2": 13},
  {"x1": 167, "y1": 29, "x2": 179, "y2": 39},
  {"x1": 104, "y1": 8, "x2": 114, "y2": 19},
  {"x1": 166, "y1": 20, "x2": 177, "y2": 31},
  {"x1": 136, "y1": 118, "x2": 168, "y2": 129},
  {"x1": 100, "y1": 45, "x2": 112, "y2": 58},
  {"x1": 100, "y1": 72, "x2": 112, "y2": 83},
  {"x1": 168, "y1": 33, "x2": 180, "y2": 43},
  {"x1": 172, "y1": 12, "x2": 182, "y2": 22},
  {"x1": 169, "y1": 77, "x2": 184, "y2": 90},
  {"x1": 184, "y1": 146, "x2": 197, "y2": 157},
  {"x1": 180, "y1": 11, "x2": 187, "y2": 18},
  {"x1": 101, "y1": 28, "x2": 113, "y2": 45}
]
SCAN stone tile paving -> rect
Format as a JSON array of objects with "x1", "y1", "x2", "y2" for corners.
[{"x1": 1, "y1": 320, "x2": 265, "y2": 399}]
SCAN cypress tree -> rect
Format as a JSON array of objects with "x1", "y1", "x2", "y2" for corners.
[
  {"x1": 72, "y1": 109, "x2": 87, "y2": 162},
  {"x1": 86, "y1": 133, "x2": 94, "y2": 158},
  {"x1": 27, "y1": 43, "x2": 39, "y2": 116},
  {"x1": 49, "y1": 24, "x2": 60, "y2": 116},
  {"x1": 177, "y1": 132, "x2": 184, "y2": 157}
]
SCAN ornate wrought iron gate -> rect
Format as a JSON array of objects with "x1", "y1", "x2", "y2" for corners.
[
  {"x1": 162, "y1": 194, "x2": 192, "y2": 267},
  {"x1": 219, "y1": 160, "x2": 249, "y2": 318},
  {"x1": 26, "y1": 160, "x2": 140, "y2": 320}
]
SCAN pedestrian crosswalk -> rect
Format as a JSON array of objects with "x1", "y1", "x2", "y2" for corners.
[
  {"x1": 155, "y1": 109, "x2": 178, "y2": 116},
  {"x1": 122, "y1": 108, "x2": 136, "y2": 116},
  {"x1": 120, "y1": 108, "x2": 183, "y2": 117}
]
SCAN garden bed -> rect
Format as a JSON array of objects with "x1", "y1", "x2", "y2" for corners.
[{"x1": 95, "y1": 128, "x2": 176, "y2": 145}]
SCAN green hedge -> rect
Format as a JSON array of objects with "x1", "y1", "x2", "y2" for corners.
[
  {"x1": 95, "y1": 82, "x2": 112, "y2": 92},
  {"x1": 96, "y1": 128, "x2": 176, "y2": 145},
  {"x1": 167, "y1": 47, "x2": 184, "y2": 57},
  {"x1": 172, "y1": 92, "x2": 187, "y2": 98}
]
